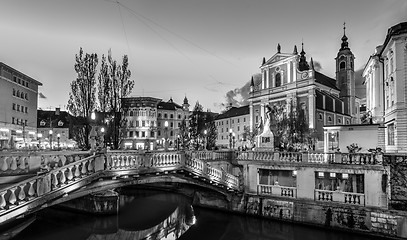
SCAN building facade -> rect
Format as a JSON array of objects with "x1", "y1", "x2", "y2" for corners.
[
  {"x1": 0, "y1": 62, "x2": 42, "y2": 149},
  {"x1": 214, "y1": 105, "x2": 249, "y2": 149},
  {"x1": 37, "y1": 109, "x2": 74, "y2": 149},
  {"x1": 363, "y1": 22, "x2": 407, "y2": 152},
  {"x1": 121, "y1": 97, "x2": 161, "y2": 150},
  {"x1": 249, "y1": 27, "x2": 358, "y2": 151},
  {"x1": 156, "y1": 97, "x2": 190, "y2": 149},
  {"x1": 121, "y1": 96, "x2": 190, "y2": 150}
]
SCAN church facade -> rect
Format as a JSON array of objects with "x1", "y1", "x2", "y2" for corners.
[{"x1": 248, "y1": 27, "x2": 360, "y2": 150}]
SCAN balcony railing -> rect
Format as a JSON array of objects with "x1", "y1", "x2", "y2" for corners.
[
  {"x1": 314, "y1": 189, "x2": 365, "y2": 206},
  {"x1": 257, "y1": 184, "x2": 297, "y2": 198}
]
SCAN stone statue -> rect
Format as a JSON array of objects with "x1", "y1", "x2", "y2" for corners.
[{"x1": 256, "y1": 104, "x2": 274, "y2": 150}]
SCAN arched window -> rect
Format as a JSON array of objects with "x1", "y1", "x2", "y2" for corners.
[
  {"x1": 318, "y1": 114, "x2": 323, "y2": 120},
  {"x1": 328, "y1": 116, "x2": 332, "y2": 122},
  {"x1": 275, "y1": 73, "x2": 281, "y2": 87},
  {"x1": 340, "y1": 61, "x2": 346, "y2": 70},
  {"x1": 337, "y1": 118, "x2": 341, "y2": 124},
  {"x1": 130, "y1": 111, "x2": 134, "y2": 116}
]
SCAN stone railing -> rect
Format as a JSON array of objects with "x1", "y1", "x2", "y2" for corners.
[
  {"x1": 314, "y1": 189, "x2": 365, "y2": 206},
  {"x1": 0, "y1": 154, "x2": 100, "y2": 219},
  {"x1": 187, "y1": 150, "x2": 232, "y2": 161},
  {"x1": 0, "y1": 150, "x2": 240, "y2": 225},
  {"x1": 339, "y1": 153, "x2": 383, "y2": 165},
  {"x1": 0, "y1": 152, "x2": 90, "y2": 175},
  {"x1": 257, "y1": 184, "x2": 297, "y2": 198}
]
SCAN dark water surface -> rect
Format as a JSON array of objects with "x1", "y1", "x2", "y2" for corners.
[{"x1": 9, "y1": 190, "x2": 389, "y2": 240}]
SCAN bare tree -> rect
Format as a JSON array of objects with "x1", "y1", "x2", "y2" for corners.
[{"x1": 67, "y1": 48, "x2": 98, "y2": 148}]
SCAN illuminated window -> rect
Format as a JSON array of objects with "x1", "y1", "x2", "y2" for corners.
[{"x1": 275, "y1": 73, "x2": 281, "y2": 87}]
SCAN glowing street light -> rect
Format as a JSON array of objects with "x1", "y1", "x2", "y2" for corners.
[{"x1": 49, "y1": 129, "x2": 53, "y2": 150}]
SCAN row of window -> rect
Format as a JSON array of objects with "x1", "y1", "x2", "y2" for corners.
[
  {"x1": 128, "y1": 109, "x2": 156, "y2": 117},
  {"x1": 217, "y1": 117, "x2": 246, "y2": 126},
  {"x1": 219, "y1": 125, "x2": 243, "y2": 133},
  {"x1": 128, "y1": 120, "x2": 155, "y2": 128},
  {"x1": 12, "y1": 88, "x2": 28, "y2": 100},
  {"x1": 13, "y1": 76, "x2": 29, "y2": 88},
  {"x1": 12, "y1": 103, "x2": 28, "y2": 113},
  {"x1": 157, "y1": 113, "x2": 185, "y2": 119},
  {"x1": 127, "y1": 130, "x2": 176, "y2": 138},
  {"x1": 317, "y1": 113, "x2": 350, "y2": 125},
  {"x1": 11, "y1": 117, "x2": 27, "y2": 126}
]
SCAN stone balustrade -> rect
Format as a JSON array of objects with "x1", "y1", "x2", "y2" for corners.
[
  {"x1": 257, "y1": 184, "x2": 297, "y2": 198},
  {"x1": 0, "y1": 154, "x2": 98, "y2": 213},
  {"x1": 314, "y1": 189, "x2": 365, "y2": 206},
  {"x1": 196, "y1": 150, "x2": 384, "y2": 166},
  {"x1": 0, "y1": 152, "x2": 90, "y2": 175},
  {"x1": 0, "y1": 150, "x2": 241, "y2": 225}
]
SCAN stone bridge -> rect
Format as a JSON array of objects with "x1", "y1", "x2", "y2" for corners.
[{"x1": 0, "y1": 151, "x2": 240, "y2": 225}]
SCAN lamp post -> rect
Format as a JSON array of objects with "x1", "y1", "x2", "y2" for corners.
[
  {"x1": 164, "y1": 121, "x2": 169, "y2": 151},
  {"x1": 232, "y1": 132, "x2": 236, "y2": 149},
  {"x1": 229, "y1": 129, "x2": 232, "y2": 149},
  {"x1": 203, "y1": 129, "x2": 207, "y2": 150},
  {"x1": 37, "y1": 133, "x2": 42, "y2": 150},
  {"x1": 177, "y1": 134, "x2": 180, "y2": 151},
  {"x1": 57, "y1": 133, "x2": 61, "y2": 150},
  {"x1": 89, "y1": 112, "x2": 97, "y2": 151},
  {"x1": 101, "y1": 127, "x2": 105, "y2": 148},
  {"x1": 49, "y1": 129, "x2": 53, "y2": 150},
  {"x1": 330, "y1": 133, "x2": 335, "y2": 151}
]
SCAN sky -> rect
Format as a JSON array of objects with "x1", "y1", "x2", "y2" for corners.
[{"x1": 1, "y1": 0, "x2": 407, "y2": 113}]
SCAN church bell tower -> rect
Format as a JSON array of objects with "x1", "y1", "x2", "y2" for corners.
[{"x1": 335, "y1": 23, "x2": 356, "y2": 120}]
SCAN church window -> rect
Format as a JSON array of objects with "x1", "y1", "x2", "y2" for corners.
[
  {"x1": 350, "y1": 61, "x2": 353, "y2": 69},
  {"x1": 318, "y1": 114, "x2": 323, "y2": 120},
  {"x1": 275, "y1": 73, "x2": 281, "y2": 87},
  {"x1": 337, "y1": 118, "x2": 341, "y2": 124},
  {"x1": 346, "y1": 120, "x2": 350, "y2": 125},
  {"x1": 130, "y1": 111, "x2": 133, "y2": 116},
  {"x1": 328, "y1": 116, "x2": 332, "y2": 122},
  {"x1": 340, "y1": 61, "x2": 346, "y2": 70}
]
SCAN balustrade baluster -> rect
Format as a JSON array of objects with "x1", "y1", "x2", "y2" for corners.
[
  {"x1": 0, "y1": 157, "x2": 7, "y2": 171},
  {"x1": 67, "y1": 166, "x2": 74, "y2": 181},
  {"x1": 8, "y1": 188, "x2": 17, "y2": 205},
  {"x1": 87, "y1": 159, "x2": 94, "y2": 173},
  {"x1": 59, "y1": 169, "x2": 66, "y2": 185},
  {"x1": 81, "y1": 162, "x2": 87, "y2": 175},
  {"x1": 10, "y1": 157, "x2": 17, "y2": 170},
  {"x1": 0, "y1": 191, "x2": 6, "y2": 209},
  {"x1": 18, "y1": 185, "x2": 26, "y2": 201},
  {"x1": 125, "y1": 156, "x2": 130, "y2": 167},
  {"x1": 74, "y1": 164, "x2": 80, "y2": 178},
  {"x1": 27, "y1": 181, "x2": 36, "y2": 198},
  {"x1": 51, "y1": 172, "x2": 59, "y2": 189},
  {"x1": 19, "y1": 157, "x2": 26, "y2": 170}
]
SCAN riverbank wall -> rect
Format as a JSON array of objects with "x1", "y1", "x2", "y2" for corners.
[{"x1": 193, "y1": 191, "x2": 407, "y2": 239}]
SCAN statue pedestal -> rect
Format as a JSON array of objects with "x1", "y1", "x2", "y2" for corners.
[{"x1": 256, "y1": 129, "x2": 274, "y2": 151}]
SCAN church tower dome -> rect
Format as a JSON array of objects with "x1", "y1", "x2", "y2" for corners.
[{"x1": 335, "y1": 23, "x2": 356, "y2": 121}]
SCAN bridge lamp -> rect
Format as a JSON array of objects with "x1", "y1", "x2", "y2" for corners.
[
  {"x1": 164, "y1": 121, "x2": 169, "y2": 151},
  {"x1": 57, "y1": 133, "x2": 61, "y2": 150},
  {"x1": 229, "y1": 129, "x2": 233, "y2": 149},
  {"x1": 101, "y1": 127, "x2": 105, "y2": 133},
  {"x1": 49, "y1": 129, "x2": 53, "y2": 150},
  {"x1": 203, "y1": 130, "x2": 207, "y2": 150},
  {"x1": 91, "y1": 112, "x2": 96, "y2": 121}
]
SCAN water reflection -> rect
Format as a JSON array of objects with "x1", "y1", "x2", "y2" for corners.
[{"x1": 8, "y1": 189, "x2": 391, "y2": 240}]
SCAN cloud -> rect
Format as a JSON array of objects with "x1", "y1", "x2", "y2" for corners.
[
  {"x1": 222, "y1": 73, "x2": 261, "y2": 110},
  {"x1": 313, "y1": 61, "x2": 322, "y2": 71},
  {"x1": 39, "y1": 92, "x2": 47, "y2": 99}
]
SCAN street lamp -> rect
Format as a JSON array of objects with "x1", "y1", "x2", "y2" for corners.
[
  {"x1": 177, "y1": 134, "x2": 180, "y2": 151},
  {"x1": 229, "y1": 128, "x2": 233, "y2": 149},
  {"x1": 330, "y1": 133, "x2": 335, "y2": 151},
  {"x1": 100, "y1": 127, "x2": 105, "y2": 148},
  {"x1": 49, "y1": 129, "x2": 53, "y2": 150},
  {"x1": 204, "y1": 129, "x2": 207, "y2": 150},
  {"x1": 232, "y1": 132, "x2": 236, "y2": 149},
  {"x1": 57, "y1": 133, "x2": 61, "y2": 150},
  {"x1": 37, "y1": 133, "x2": 42, "y2": 150},
  {"x1": 164, "y1": 121, "x2": 169, "y2": 151}
]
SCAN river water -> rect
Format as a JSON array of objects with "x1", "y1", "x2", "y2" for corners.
[{"x1": 9, "y1": 189, "x2": 389, "y2": 240}]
